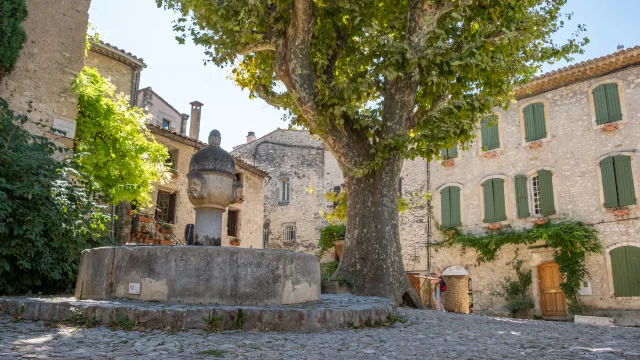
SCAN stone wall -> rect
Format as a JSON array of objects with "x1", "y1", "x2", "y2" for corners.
[
  {"x1": 0, "y1": 0, "x2": 91, "y2": 148},
  {"x1": 221, "y1": 166, "x2": 265, "y2": 249},
  {"x1": 429, "y1": 66, "x2": 640, "y2": 314},
  {"x1": 85, "y1": 51, "x2": 134, "y2": 101}
]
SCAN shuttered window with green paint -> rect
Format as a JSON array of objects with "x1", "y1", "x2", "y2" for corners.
[
  {"x1": 514, "y1": 175, "x2": 530, "y2": 218},
  {"x1": 441, "y1": 145, "x2": 458, "y2": 159},
  {"x1": 600, "y1": 155, "x2": 637, "y2": 208},
  {"x1": 610, "y1": 246, "x2": 640, "y2": 297},
  {"x1": 481, "y1": 116, "x2": 500, "y2": 151},
  {"x1": 593, "y1": 83, "x2": 623, "y2": 125},
  {"x1": 523, "y1": 103, "x2": 547, "y2": 142},
  {"x1": 537, "y1": 170, "x2": 556, "y2": 216},
  {"x1": 440, "y1": 186, "x2": 462, "y2": 228},
  {"x1": 482, "y1": 178, "x2": 507, "y2": 223}
]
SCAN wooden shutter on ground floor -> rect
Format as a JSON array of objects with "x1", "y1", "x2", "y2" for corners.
[
  {"x1": 538, "y1": 170, "x2": 556, "y2": 216},
  {"x1": 514, "y1": 175, "x2": 530, "y2": 219},
  {"x1": 613, "y1": 155, "x2": 636, "y2": 207},
  {"x1": 610, "y1": 246, "x2": 640, "y2": 297},
  {"x1": 481, "y1": 116, "x2": 500, "y2": 151}
]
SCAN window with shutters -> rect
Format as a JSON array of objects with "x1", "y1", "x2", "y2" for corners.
[
  {"x1": 591, "y1": 82, "x2": 624, "y2": 126},
  {"x1": 514, "y1": 170, "x2": 557, "y2": 219},
  {"x1": 480, "y1": 115, "x2": 500, "y2": 152},
  {"x1": 440, "y1": 186, "x2": 462, "y2": 228},
  {"x1": 609, "y1": 245, "x2": 640, "y2": 297},
  {"x1": 599, "y1": 155, "x2": 637, "y2": 208},
  {"x1": 521, "y1": 102, "x2": 548, "y2": 143},
  {"x1": 227, "y1": 210, "x2": 239, "y2": 237},
  {"x1": 155, "y1": 190, "x2": 176, "y2": 223},
  {"x1": 278, "y1": 177, "x2": 291, "y2": 204},
  {"x1": 481, "y1": 178, "x2": 507, "y2": 223},
  {"x1": 441, "y1": 145, "x2": 458, "y2": 159}
]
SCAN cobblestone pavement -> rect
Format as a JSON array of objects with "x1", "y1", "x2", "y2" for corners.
[{"x1": 1, "y1": 309, "x2": 639, "y2": 359}]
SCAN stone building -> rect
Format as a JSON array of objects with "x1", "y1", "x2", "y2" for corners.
[
  {"x1": 0, "y1": 0, "x2": 91, "y2": 149},
  {"x1": 233, "y1": 47, "x2": 640, "y2": 318},
  {"x1": 87, "y1": 43, "x2": 268, "y2": 247}
]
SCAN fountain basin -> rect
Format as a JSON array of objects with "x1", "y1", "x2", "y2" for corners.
[{"x1": 75, "y1": 246, "x2": 320, "y2": 306}]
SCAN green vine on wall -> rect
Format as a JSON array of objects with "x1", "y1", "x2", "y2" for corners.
[{"x1": 437, "y1": 221, "x2": 602, "y2": 314}]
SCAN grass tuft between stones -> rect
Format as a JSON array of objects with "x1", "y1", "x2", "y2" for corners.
[
  {"x1": 348, "y1": 314, "x2": 407, "y2": 329},
  {"x1": 199, "y1": 349, "x2": 226, "y2": 357}
]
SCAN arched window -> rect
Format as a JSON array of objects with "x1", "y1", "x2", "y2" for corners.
[{"x1": 610, "y1": 246, "x2": 640, "y2": 297}]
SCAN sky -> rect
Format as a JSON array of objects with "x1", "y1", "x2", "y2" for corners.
[{"x1": 88, "y1": 0, "x2": 640, "y2": 151}]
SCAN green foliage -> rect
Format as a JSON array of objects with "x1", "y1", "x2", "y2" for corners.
[
  {"x1": 72, "y1": 67, "x2": 169, "y2": 206},
  {"x1": 438, "y1": 220, "x2": 602, "y2": 314},
  {"x1": 235, "y1": 309, "x2": 247, "y2": 329},
  {"x1": 199, "y1": 349, "x2": 226, "y2": 358},
  {"x1": 490, "y1": 260, "x2": 535, "y2": 317},
  {"x1": 320, "y1": 261, "x2": 339, "y2": 280},
  {"x1": 0, "y1": 98, "x2": 112, "y2": 295},
  {"x1": 108, "y1": 314, "x2": 136, "y2": 331},
  {"x1": 0, "y1": 0, "x2": 28, "y2": 80},
  {"x1": 317, "y1": 224, "x2": 346, "y2": 257},
  {"x1": 70, "y1": 308, "x2": 99, "y2": 328},
  {"x1": 203, "y1": 313, "x2": 224, "y2": 333},
  {"x1": 157, "y1": 0, "x2": 586, "y2": 174},
  {"x1": 322, "y1": 190, "x2": 347, "y2": 223}
]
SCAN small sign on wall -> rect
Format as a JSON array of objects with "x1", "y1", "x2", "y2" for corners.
[
  {"x1": 128, "y1": 283, "x2": 141, "y2": 295},
  {"x1": 578, "y1": 280, "x2": 592, "y2": 296},
  {"x1": 52, "y1": 118, "x2": 77, "y2": 139}
]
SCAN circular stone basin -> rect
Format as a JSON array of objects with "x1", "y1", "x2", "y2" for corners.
[{"x1": 75, "y1": 246, "x2": 320, "y2": 306}]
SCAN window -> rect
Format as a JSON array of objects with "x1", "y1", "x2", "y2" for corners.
[
  {"x1": 514, "y1": 170, "x2": 556, "y2": 218},
  {"x1": 227, "y1": 210, "x2": 238, "y2": 237},
  {"x1": 282, "y1": 223, "x2": 296, "y2": 243},
  {"x1": 155, "y1": 190, "x2": 176, "y2": 223},
  {"x1": 263, "y1": 222, "x2": 270, "y2": 248},
  {"x1": 482, "y1": 178, "x2": 506, "y2": 223},
  {"x1": 480, "y1": 115, "x2": 500, "y2": 151},
  {"x1": 166, "y1": 149, "x2": 178, "y2": 171},
  {"x1": 523, "y1": 102, "x2": 547, "y2": 142},
  {"x1": 600, "y1": 155, "x2": 636, "y2": 208},
  {"x1": 279, "y1": 177, "x2": 291, "y2": 204},
  {"x1": 235, "y1": 173, "x2": 242, "y2": 184},
  {"x1": 441, "y1": 145, "x2": 458, "y2": 159},
  {"x1": 593, "y1": 83, "x2": 623, "y2": 125},
  {"x1": 610, "y1": 246, "x2": 640, "y2": 297},
  {"x1": 162, "y1": 119, "x2": 171, "y2": 130},
  {"x1": 332, "y1": 185, "x2": 341, "y2": 208},
  {"x1": 440, "y1": 186, "x2": 461, "y2": 228}
]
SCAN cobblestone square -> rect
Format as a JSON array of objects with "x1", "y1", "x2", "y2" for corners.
[{"x1": 1, "y1": 309, "x2": 639, "y2": 359}]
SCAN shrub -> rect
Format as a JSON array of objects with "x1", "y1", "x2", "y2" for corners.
[
  {"x1": 317, "y1": 223, "x2": 345, "y2": 257},
  {"x1": 491, "y1": 260, "x2": 535, "y2": 318},
  {"x1": 0, "y1": 0, "x2": 28, "y2": 80},
  {"x1": 0, "y1": 98, "x2": 112, "y2": 295}
]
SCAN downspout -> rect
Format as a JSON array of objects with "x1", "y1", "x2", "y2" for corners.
[
  {"x1": 426, "y1": 160, "x2": 432, "y2": 274},
  {"x1": 129, "y1": 70, "x2": 141, "y2": 107}
]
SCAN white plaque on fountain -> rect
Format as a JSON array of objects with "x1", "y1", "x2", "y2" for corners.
[{"x1": 128, "y1": 283, "x2": 141, "y2": 295}]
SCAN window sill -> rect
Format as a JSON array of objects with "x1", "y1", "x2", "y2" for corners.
[
  {"x1": 278, "y1": 201, "x2": 290, "y2": 206},
  {"x1": 480, "y1": 149, "x2": 502, "y2": 159},
  {"x1": 593, "y1": 119, "x2": 626, "y2": 132},
  {"x1": 481, "y1": 220, "x2": 509, "y2": 229},
  {"x1": 523, "y1": 137, "x2": 551, "y2": 148}
]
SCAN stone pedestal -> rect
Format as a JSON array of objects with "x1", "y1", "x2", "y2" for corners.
[{"x1": 194, "y1": 209, "x2": 223, "y2": 246}]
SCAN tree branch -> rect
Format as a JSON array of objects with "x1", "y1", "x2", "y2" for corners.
[
  {"x1": 407, "y1": 93, "x2": 449, "y2": 130},
  {"x1": 408, "y1": 0, "x2": 473, "y2": 53},
  {"x1": 238, "y1": 42, "x2": 276, "y2": 55}
]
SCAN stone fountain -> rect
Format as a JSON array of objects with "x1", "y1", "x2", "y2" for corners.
[{"x1": 74, "y1": 130, "x2": 321, "y2": 306}]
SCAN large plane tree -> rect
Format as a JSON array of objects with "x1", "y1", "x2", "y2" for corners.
[{"x1": 157, "y1": 0, "x2": 585, "y2": 305}]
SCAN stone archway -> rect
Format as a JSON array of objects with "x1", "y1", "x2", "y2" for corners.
[{"x1": 442, "y1": 265, "x2": 470, "y2": 314}]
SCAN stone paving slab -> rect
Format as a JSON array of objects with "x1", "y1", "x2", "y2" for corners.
[
  {"x1": 0, "y1": 295, "x2": 395, "y2": 332},
  {"x1": 1, "y1": 308, "x2": 639, "y2": 359}
]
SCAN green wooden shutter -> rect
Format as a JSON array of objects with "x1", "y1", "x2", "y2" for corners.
[
  {"x1": 611, "y1": 247, "x2": 631, "y2": 297},
  {"x1": 514, "y1": 175, "x2": 530, "y2": 219},
  {"x1": 593, "y1": 84, "x2": 610, "y2": 124},
  {"x1": 532, "y1": 103, "x2": 547, "y2": 141},
  {"x1": 450, "y1": 186, "x2": 461, "y2": 227},
  {"x1": 613, "y1": 155, "x2": 636, "y2": 206},
  {"x1": 600, "y1": 157, "x2": 619, "y2": 208},
  {"x1": 441, "y1": 187, "x2": 452, "y2": 227},
  {"x1": 538, "y1": 170, "x2": 556, "y2": 216},
  {"x1": 605, "y1": 83, "x2": 623, "y2": 122},
  {"x1": 481, "y1": 116, "x2": 500, "y2": 151},
  {"x1": 441, "y1": 149, "x2": 448, "y2": 159},
  {"x1": 448, "y1": 145, "x2": 458, "y2": 158},
  {"x1": 626, "y1": 246, "x2": 640, "y2": 296},
  {"x1": 523, "y1": 104, "x2": 536, "y2": 142},
  {"x1": 492, "y1": 179, "x2": 507, "y2": 222},
  {"x1": 483, "y1": 179, "x2": 495, "y2": 223}
]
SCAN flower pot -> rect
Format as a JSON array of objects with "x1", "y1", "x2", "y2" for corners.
[
  {"x1": 528, "y1": 141, "x2": 543, "y2": 149},
  {"x1": 602, "y1": 123, "x2": 619, "y2": 132},
  {"x1": 535, "y1": 218, "x2": 548, "y2": 225},
  {"x1": 443, "y1": 159, "x2": 455, "y2": 167},
  {"x1": 141, "y1": 226, "x2": 147, "y2": 232},
  {"x1": 483, "y1": 151, "x2": 497, "y2": 159},
  {"x1": 488, "y1": 223, "x2": 502, "y2": 230},
  {"x1": 143, "y1": 239, "x2": 154, "y2": 244},
  {"x1": 230, "y1": 240, "x2": 241, "y2": 247},
  {"x1": 171, "y1": 173, "x2": 179, "y2": 179},
  {"x1": 138, "y1": 216, "x2": 153, "y2": 223},
  {"x1": 614, "y1": 209, "x2": 630, "y2": 217},
  {"x1": 160, "y1": 240, "x2": 173, "y2": 246}
]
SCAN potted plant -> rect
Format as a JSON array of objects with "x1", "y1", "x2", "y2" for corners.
[
  {"x1": 483, "y1": 151, "x2": 497, "y2": 159},
  {"x1": 614, "y1": 209, "x2": 630, "y2": 217},
  {"x1": 602, "y1": 123, "x2": 619, "y2": 132},
  {"x1": 489, "y1": 223, "x2": 502, "y2": 230},
  {"x1": 169, "y1": 168, "x2": 179, "y2": 179},
  {"x1": 528, "y1": 141, "x2": 543, "y2": 149},
  {"x1": 443, "y1": 159, "x2": 455, "y2": 167},
  {"x1": 535, "y1": 218, "x2": 548, "y2": 225},
  {"x1": 161, "y1": 222, "x2": 173, "y2": 232},
  {"x1": 230, "y1": 238, "x2": 241, "y2": 246}
]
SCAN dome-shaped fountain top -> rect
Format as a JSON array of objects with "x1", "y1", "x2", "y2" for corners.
[{"x1": 189, "y1": 129, "x2": 235, "y2": 177}]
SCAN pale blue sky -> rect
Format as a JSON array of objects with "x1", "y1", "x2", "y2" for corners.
[{"x1": 88, "y1": 0, "x2": 639, "y2": 150}]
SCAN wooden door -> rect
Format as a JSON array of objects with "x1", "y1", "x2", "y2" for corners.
[{"x1": 538, "y1": 263, "x2": 567, "y2": 317}]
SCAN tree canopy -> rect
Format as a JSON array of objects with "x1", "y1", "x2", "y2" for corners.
[{"x1": 72, "y1": 67, "x2": 169, "y2": 206}]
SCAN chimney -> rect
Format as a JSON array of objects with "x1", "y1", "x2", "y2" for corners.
[
  {"x1": 180, "y1": 113, "x2": 189, "y2": 135},
  {"x1": 247, "y1": 131, "x2": 256, "y2": 143},
  {"x1": 617, "y1": 44, "x2": 625, "y2": 52},
  {"x1": 189, "y1": 101, "x2": 203, "y2": 139}
]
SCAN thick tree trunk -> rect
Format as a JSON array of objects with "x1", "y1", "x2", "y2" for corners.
[{"x1": 332, "y1": 154, "x2": 423, "y2": 308}]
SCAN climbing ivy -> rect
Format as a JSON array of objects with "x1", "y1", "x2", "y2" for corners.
[
  {"x1": 437, "y1": 221, "x2": 602, "y2": 314},
  {"x1": 0, "y1": 0, "x2": 28, "y2": 81}
]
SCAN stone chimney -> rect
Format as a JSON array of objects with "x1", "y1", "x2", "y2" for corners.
[
  {"x1": 247, "y1": 131, "x2": 256, "y2": 143},
  {"x1": 180, "y1": 113, "x2": 189, "y2": 135},
  {"x1": 189, "y1": 101, "x2": 204, "y2": 139},
  {"x1": 617, "y1": 44, "x2": 625, "y2": 52}
]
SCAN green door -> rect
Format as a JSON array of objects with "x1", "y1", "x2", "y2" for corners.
[{"x1": 610, "y1": 246, "x2": 640, "y2": 297}]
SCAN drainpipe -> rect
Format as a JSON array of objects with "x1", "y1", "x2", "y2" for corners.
[
  {"x1": 426, "y1": 160, "x2": 432, "y2": 274},
  {"x1": 129, "y1": 70, "x2": 141, "y2": 107}
]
